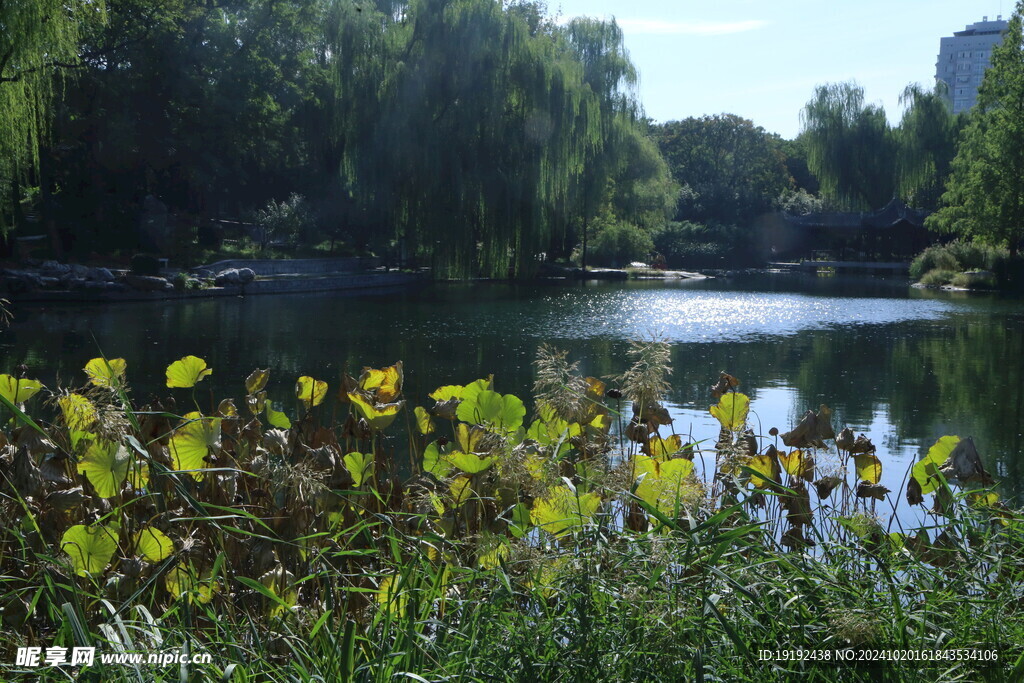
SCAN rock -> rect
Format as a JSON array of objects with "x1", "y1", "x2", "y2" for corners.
[
  {"x1": 191, "y1": 268, "x2": 215, "y2": 279},
  {"x1": 40, "y1": 260, "x2": 71, "y2": 277},
  {"x1": 69, "y1": 264, "x2": 91, "y2": 278},
  {"x1": 38, "y1": 276, "x2": 61, "y2": 288},
  {"x1": 125, "y1": 274, "x2": 173, "y2": 292},
  {"x1": 87, "y1": 267, "x2": 115, "y2": 282},
  {"x1": 214, "y1": 268, "x2": 255, "y2": 285},
  {"x1": 4, "y1": 273, "x2": 42, "y2": 293}
]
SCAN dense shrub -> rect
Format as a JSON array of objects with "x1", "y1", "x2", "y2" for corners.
[{"x1": 585, "y1": 221, "x2": 654, "y2": 267}]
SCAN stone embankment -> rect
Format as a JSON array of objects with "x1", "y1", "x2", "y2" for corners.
[{"x1": 1, "y1": 258, "x2": 421, "y2": 302}]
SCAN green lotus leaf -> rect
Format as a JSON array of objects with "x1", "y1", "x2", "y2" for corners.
[
  {"x1": 423, "y1": 440, "x2": 454, "y2": 478},
  {"x1": 457, "y1": 389, "x2": 525, "y2": 432},
  {"x1": 508, "y1": 502, "x2": 533, "y2": 538},
  {"x1": 77, "y1": 440, "x2": 131, "y2": 498},
  {"x1": 168, "y1": 414, "x2": 221, "y2": 481},
  {"x1": 165, "y1": 355, "x2": 212, "y2": 388},
  {"x1": 531, "y1": 485, "x2": 601, "y2": 537},
  {"x1": 710, "y1": 392, "x2": 749, "y2": 431},
  {"x1": 343, "y1": 452, "x2": 375, "y2": 487},
  {"x1": 296, "y1": 376, "x2": 328, "y2": 407},
  {"x1": 84, "y1": 357, "x2": 126, "y2": 388},
  {"x1": 165, "y1": 563, "x2": 218, "y2": 603},
  {"x1": 61, "y1": 524, "x2": 119, "y2": 576},
  {"x1": 447, "y1": 451, "x2": 496, "y2": 474},
  {"x1": 0, "y1": 374, "x2": 43, "y2": 404},
  {"x1": 135, "y1": 527, "x2": 174, "y2": 563},
  {"x1": 913, "y1": 435, "x2": 960, "y2": 494},
  {"x1": 265, "y1": 402, "x2": 291, "y2": 429}
]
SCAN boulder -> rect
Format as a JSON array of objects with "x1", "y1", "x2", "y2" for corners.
[
  {"x1": 87, "y1": 267, "x2": 115, "y2": 282},
  {"x1": 40, "y1": 260, "x2": 71, "y2": 277},
  {"x1": 125, "y1": 275, "x2": 173, "y2": 292},
  {"x1": 214, "y1": 268, "x2": 255, "y2": 286}
]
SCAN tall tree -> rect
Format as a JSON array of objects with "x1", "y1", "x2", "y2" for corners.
[
  {"x1": 655, "y1": 114, "x2": 793, "y2": 226},
  {"x1": 928, "y1": 2, "x2": 1024, "y2": 253},
  {"x1": 896, "y1": 83, "x2": 963, "y2": 211},
  {"x1": 1, "y1": 0, "x2": 105, "y2": 235},
  {"x1": 800, "y1": 82, "x2": 896, "y2": 211}
]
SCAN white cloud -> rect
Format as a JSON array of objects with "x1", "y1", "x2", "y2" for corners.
[{"x1": 614, "y1": 19, "x2": 768, "y2": 36}]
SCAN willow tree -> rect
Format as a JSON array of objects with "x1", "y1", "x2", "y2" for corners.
[
  {"x1": 896, "y1": 83, "x2": 963, "y2": 211},
  {"x1": 800, "y1": 82, "x2": 896, "y2": 211},
  {"x1": 0, "y1": 1, "x2": 105, "y2": 232},
  {"x1": 563, "y1": 17, "x2": 638, "y2": 271}
]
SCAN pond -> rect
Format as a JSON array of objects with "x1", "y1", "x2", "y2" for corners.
[{"x1": 3, "y1": 272, "x2": 1022, "y2": 511}]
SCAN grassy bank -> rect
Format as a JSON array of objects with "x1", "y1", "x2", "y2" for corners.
[
  {"x1": 910, "y1": 241, "x2": 1022, "y2": 290},
  {"x1": 0, "y1": 345, "x2": 1021, "y2": 681}
]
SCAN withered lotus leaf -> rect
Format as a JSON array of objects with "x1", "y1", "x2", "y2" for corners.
[
  {"x1": 245, "y1": 368, "x2": 269, "y2": 395},
  {"x1": 938, "y1": 437, "x2": 994, "y2": 487},
  {"x1": 813, "y1": 476, "x2": 843, "y2": 500},
  {"x1": 781, "y1": 405, "x2": 834, "y2": 449},
  {"x1": 855, "y1": 481, "x2": 890, "y2": 501}
]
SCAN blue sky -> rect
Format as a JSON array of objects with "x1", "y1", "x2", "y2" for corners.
[{"x1": 552, "y1": 0, "x2": 1010, "y2": 138}]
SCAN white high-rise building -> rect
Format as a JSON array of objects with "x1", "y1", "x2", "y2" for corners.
[{"x1": 935, "y1": 16, "x2": 1009, "y2": 113}]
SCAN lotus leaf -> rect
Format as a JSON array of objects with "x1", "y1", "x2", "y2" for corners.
[
  {"x1": 0, "y1": 375, "x2": 42, "y2": 404},
  {"x1": 423, "y1": 441, "x2": 454, "y2": 478},
  {"x1": 348, "y1": 392, "x2": 403, "y2": 430},
  {"x1": 77, "y1": 440, "x2": 131, "y2": 497},
  {"x1": 343, "y1": 452, "x2": 375, "y2": 487},
  {"x1": 61, "y1": 524, "x2": 119, "y2": 576},
  {"x1": 169, "y1": 414, "x2": 221, "y2": 481},
  {"x1": 245, "y1": 368, "x2": 270, "y2": 394},
  {"x1": 447, "y1": 451, "x2": 496, "y2": 474},
  {"x1": 710, "y1": 392, "x2": 749, "y2": 431},
  {"x1": 265, "y1": 402, "x2": 291, "y2": 429},
  {"x1": 853, "y1": 453, "x2": 883, "y2": 484},
  {"x1": 912, "y1": 435, "x2": 960, "y2": 494},
  {"x1": 135, "y1": 527, "x2": 174, "y2": 563},
  {"x1": 296, "y1": 376, "x2": 328, "y2": 407},
  {"x1": 359, "y1": 362, "x2": 403, "y2": 402},
  {"x1": 84, "y1": 357, "x2": 126, "y2": 388},
  {"x1": 414, "y1": 406, "x2": 435, "y2": 435},
  {"x1": 449, "y1": 475, "x2": 473, "y2": 507},
  {"x1": 165, "y1": 355, "x2": 212, "y2": 388}
]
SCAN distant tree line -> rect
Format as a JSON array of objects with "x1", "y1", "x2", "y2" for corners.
[{"x1": 5, "y1": 0, "x2": 1024, "y2": 273}]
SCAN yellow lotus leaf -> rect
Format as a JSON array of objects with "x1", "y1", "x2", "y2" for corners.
[
  {"x1": 134, "y1": 527, "x2": 174, "y2": 563},
  {"x1": 359, "y1": 362, "x2": 403, "y2": 402},
  {"x1": 84, "y1": 357, "x2": 126, "y2": 388},
  {"x1": 649, "y1": 434, "x2": 682, "y2": 460},
  {"x1": 854, "y1": 453, "x2": 883, "y2": 484},
  {"x1": 245, "y1": 368, "x2": 270, "y2": 394},
  {"x1": 747, "y1": 452, "x2": 781, "y2": 489},
  {"x1": 343, "y1": 452, "x2": 375, "y2": 487},
  {"x1": 0, "y1": 374, "x2": 43, "y2": 404},
  {"x1": 414, "y1": 406, "x2": 435, "y2": 435},
  {"x1": 428, "y1": 384, "x2": 464, "y2": 401},
  {"x1": 524, "y1": 452, "x2": 547, "y2": 480},
  {"x1": 59, "y1": 393, "x2": 98, "y2": 431},
  {"x1": 77, "y1": 440, "x2": 131, "y2": 498},
  {"x1": 168, "y1": 414, "x2": 221, "y2": 481},
  {"x1": 779, "y1": 449, "x2": 815, "y2": 481},
  {"x1": 165, "y1": 355, "x2": 212, "y2": 388},
  {"x1": 634, "y1": 455, "x2": 696, "y2": 513},
  {"x1": 61, "y1": 524, "x2": 119, "y2": 576},
  {"x1": 531, "y1": 485, "x2": 601, "y2": 537},
  {"x1": 449, "y1": 475, "x2": 473, "y2": 507},
  {"x1": 295, "y1": 376, "x2": 328, "y2": 407},
  {"x1": 348, "y1": 392, "x2": 403, "y2": 430},
  {"x1": 710, "y1": 392, "x2": 750, "y2": 431}
]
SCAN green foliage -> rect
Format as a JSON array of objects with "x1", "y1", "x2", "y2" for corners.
[
  {"x1": 928, "y1": 3, "x2": 1024, "y2": 252},
  {"x1": 918, "y1": 269, "x2": 957, "y2": 287},
  {"x1": 654, "y1": 114, "x2": 793, "y2": 225},
  {"x1": 896, "y1": 84, "x2": 964, "y2": 211},
  {"x1": 651, "y1": 220, "x2": 741, "y2": 267},
  {"x1": 255, "y1": 193, "x2": 313, "y2": 249},
  {"x1": 800, "y1": 81, "x2": 896, "y2": 210},
  {"x1": 585, "y1": 218, "x2": 655, "y2": 267}
]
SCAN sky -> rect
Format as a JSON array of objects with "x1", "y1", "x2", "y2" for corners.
[{"x1": 551, "y1": 0, "x2": 1011, "y2": 138}]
